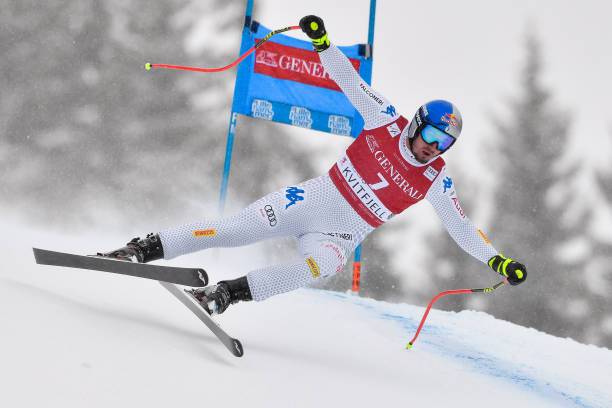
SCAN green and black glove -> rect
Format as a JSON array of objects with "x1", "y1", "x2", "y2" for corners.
[
  {"x1": 488, "y1": 254, "x2": 527, "y2": 286},
  {"x1": 299, "y1": 15, "x2": 330, "y2": 52}
]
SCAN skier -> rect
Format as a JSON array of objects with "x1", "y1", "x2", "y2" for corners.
[{"x1": 100, "y1": 15, "x2": 527, "y2": 315}]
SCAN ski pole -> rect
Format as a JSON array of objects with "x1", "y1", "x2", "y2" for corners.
[
  {"x1": 144, "y1": 25, "x2": 300, "y2": 74},
  {"x1": 406, "y1": 279, "x2": 507, "y2": 349}
]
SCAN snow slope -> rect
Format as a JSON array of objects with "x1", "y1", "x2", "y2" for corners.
[{"x1": 1, "y1": 222, "x2": 611, "y2": 408}]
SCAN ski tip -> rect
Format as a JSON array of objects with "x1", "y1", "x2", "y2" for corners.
[
  {"x1": 232, "y1": 339, "x2": 244, "y2": 357},
  {"x1": 32, "y1": 247, "x2": 42, "y2": 263},
  {"x1": 32, "y1": 247, "x2": 53, "y2": 265},
  {"x1": 406, "y1": 342, "x2": 414, "y2": 350}
]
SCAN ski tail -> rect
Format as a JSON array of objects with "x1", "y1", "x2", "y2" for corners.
[{"x1": 160, "y1": 281, "x2": 244, "y2": 357}]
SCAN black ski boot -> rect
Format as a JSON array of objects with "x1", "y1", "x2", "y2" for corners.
[
  {"x1": 97, "y1": 233, "x2": 164, "y2": 263},
  {"x1": 191, "y1": 276, "x2": 253, "y2": 315}
]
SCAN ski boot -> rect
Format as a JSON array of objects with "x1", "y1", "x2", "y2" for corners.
[
  {"x1": 97, "y1": 233, "x2": 164, "y2": 263},
  {"x1": 190, "y1": 276, "x2": 252, "y2": 315}
]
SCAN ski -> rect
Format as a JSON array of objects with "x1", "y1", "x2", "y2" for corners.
[
  {"x1": 33, "y1": 248, "x2": 208, "y2": 287},
  {"x1": 159, "y1": 281, "x2": 244, "y2": 357}
]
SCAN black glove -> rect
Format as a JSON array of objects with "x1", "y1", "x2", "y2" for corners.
[
  {"x1": 299, "y1": 15, "x2": 330, "y2": 52},
  {"x1": 488, "y1": 254, "x2": 527, "y2": 286}
]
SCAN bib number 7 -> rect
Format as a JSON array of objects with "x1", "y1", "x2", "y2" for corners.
[{"x1": 369, "y1": 172, "x2": 389, "y2": 191}]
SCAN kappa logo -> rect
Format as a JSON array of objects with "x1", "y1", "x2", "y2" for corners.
[
  {"x1": 424, "y1": 166, "x2": 439, "y2": 181},
  {"x1": 386, "y1": 122, "x2": 401, "y2": 137},
  {"x1": 381, "y1": 105, "x2": 397, "y2": 117},
  {"x1": 443, "y1": 176, "x2": 453, "y2": 193},
  {"x1": 285, "y1": 186, "x2": 305, "y2": 209}
]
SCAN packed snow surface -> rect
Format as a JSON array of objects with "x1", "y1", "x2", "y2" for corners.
[{"x1": 2, "y1": 223, "x2": 611, "y2": 408}]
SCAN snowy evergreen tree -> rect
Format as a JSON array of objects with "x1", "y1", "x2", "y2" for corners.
[
  {"x1": 590, "y1": 163, "x2": 612, "y2": 347},
  {"x1": 0, "y1": 0, "x2": 316, "y2": 230},
  {"x1": 545, "y1": 143, "x2": 612, "y2": 348},
  {"x1": 485, "y1": 32, "x2": 580, "y2": 339},
  {"x1": 1, "y1": 0, "x2": 204, "y2": 224},
  {"x1": 575, "y1": 162, "x2": 612, "y2": 347}
]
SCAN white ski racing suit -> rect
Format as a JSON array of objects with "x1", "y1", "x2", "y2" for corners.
[{"x1": 159, "y1": 43, "x2": 498, "y2": 301}]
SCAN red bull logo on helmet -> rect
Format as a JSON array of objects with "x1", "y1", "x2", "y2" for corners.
[{"x1": 442, "y1": 113, "x2": 459, "y2": 128}]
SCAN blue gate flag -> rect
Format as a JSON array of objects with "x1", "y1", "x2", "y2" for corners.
[{"x1": 231, "y1": 21, "x2": 373, "y2": 138}]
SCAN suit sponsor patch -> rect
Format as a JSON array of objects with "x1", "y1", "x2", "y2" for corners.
[
  {"x1": 386, "y1": 122, "x2": 401, "y2": 137},
  {"x1": 193, "y1": 229, "x2": 217, "y2": 238},
  {"x1": 306, "y1": 257, "x2": 321, "y2": 278},
  {"x1": 478, "y1": 229, "x2": 491, "y2": 244},
  {"x1": 424, "y1": 166, "x2": 439, "y2": 181}
]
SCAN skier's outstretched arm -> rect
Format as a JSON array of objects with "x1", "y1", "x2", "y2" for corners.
[
  {"x1": 426, "y1": 168, "x2": 528, "y2": 285},
  {"x1": 299, "y1": 15, "x2": 398, "y2": 130}
]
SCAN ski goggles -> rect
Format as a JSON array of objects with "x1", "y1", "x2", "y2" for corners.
[{"x1": 420, "y1": 124, "x2": 456, "y2": 152}]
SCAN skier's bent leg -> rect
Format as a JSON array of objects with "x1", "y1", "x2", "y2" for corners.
[
  {"x1": 191, "y1": 238, "x2": 347, "y2": 315},
  {"x1": 247, "y1": 239, "x2": 348, "y2": 301}
]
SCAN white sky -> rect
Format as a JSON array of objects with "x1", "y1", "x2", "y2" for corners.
[{"x1": 257, "y1": 0, "x2": 612, "y2": 172}]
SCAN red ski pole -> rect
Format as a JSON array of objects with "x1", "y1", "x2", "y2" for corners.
[
  {"x1": 144, "y1": 25, "x2": 300, "y2": 74},
  {"x1": 406, "y1": 279, "x2": 507, "y2": 349}
]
